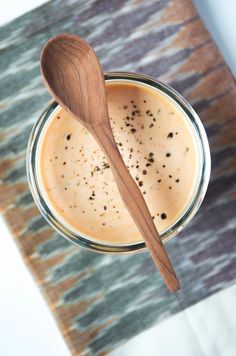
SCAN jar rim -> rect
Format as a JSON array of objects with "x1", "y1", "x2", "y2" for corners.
[{"x1": 26, "y1": 71, "x2": 211, "y2": 253}]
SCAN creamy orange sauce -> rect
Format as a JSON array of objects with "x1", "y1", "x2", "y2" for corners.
[{"x1": 38, "y1": 82, "x2": 200, "y2": 244}]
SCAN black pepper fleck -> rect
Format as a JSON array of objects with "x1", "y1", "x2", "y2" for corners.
[
  {"x1": 161, "y1": 213, "x2": 167, "y2": 220},
  {"x1": 103, "y1": 162, "x2": 110, "y2": 169}
]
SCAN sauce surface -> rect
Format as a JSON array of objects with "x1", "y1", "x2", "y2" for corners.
[{"x1": 38, "y1": 82, "x2": 199, "y2": 244}]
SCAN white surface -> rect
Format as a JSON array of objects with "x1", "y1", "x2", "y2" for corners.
[
  {"x1": 193, "y1": 0, "x2": 236, "y2": 76},
  {"x1": 0, "y1": 0, "x2": 49, "y2": 26},
  {"x1": 0, "y1": 216, "x2": 71, "y2": 356},
  {"x1": 0, "y1": 1, "x2": 236, "y2": 356},
  {"x1": 111, "y1": 283, "x2": 236, "y2": 356}
]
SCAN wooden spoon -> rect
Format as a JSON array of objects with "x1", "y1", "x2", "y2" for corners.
[{"x1": 40, "y1": 33, "x2": 180, "y2": 292}]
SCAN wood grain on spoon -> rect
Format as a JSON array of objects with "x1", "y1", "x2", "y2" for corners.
[{"x1": 40, "y1": 33, "x2": 180, "y2": 292}]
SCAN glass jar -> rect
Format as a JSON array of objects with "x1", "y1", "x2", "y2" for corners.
[{"x1": 26, "y1": 72, "x2": 211, "y2": 253}]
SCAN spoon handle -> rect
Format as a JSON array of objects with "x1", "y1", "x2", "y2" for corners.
[{"x1": 94, "y1": 123, "x2": 180, "y2": 292}]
